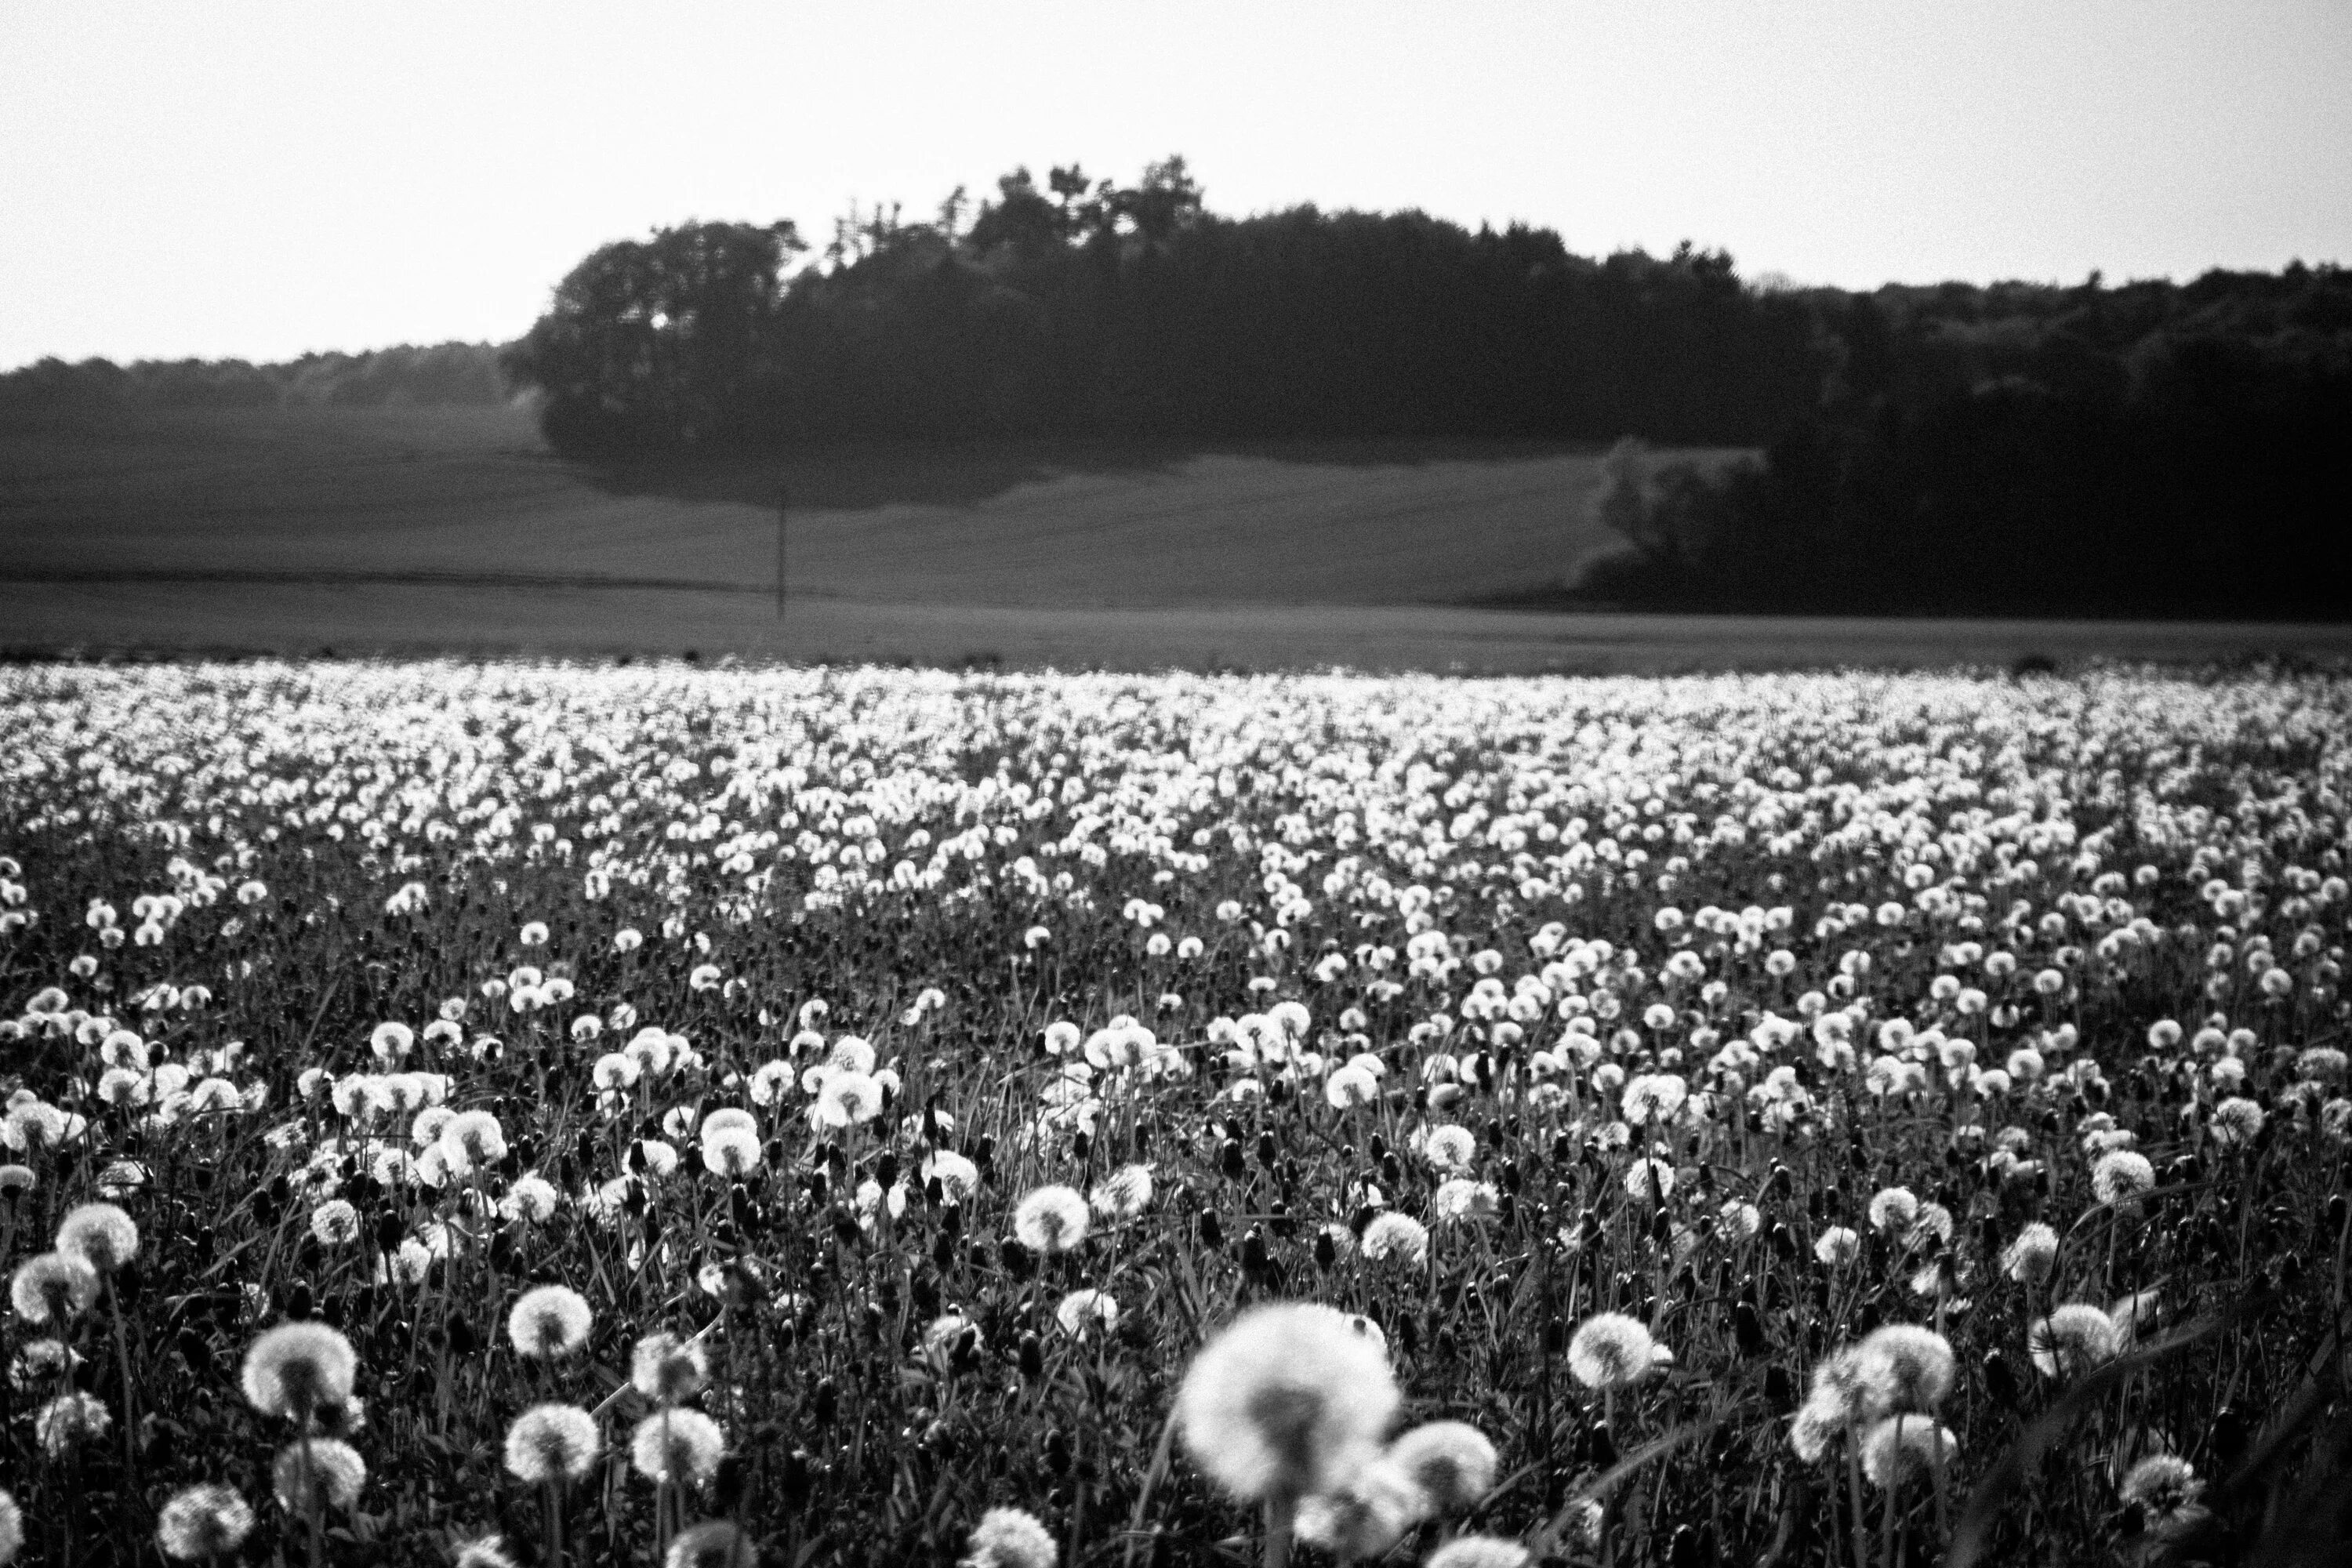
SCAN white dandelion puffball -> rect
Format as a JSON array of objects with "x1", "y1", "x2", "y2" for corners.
[
  {"x1": 270, "y1": 1439, "x2": 367, "y2": 1512},
  {"x1": 2002, "y1": 1221, "x2": 2060, "y2": 1283},
  {"x1": 1387, "y1": 1419, "x2": 1500, "y2": 1512},
  {"x1": 1866, "y1": 1187, "x2": 1918, "y2": 1234},
  {"x1": 55, "y1": 1202, "x2": 140, "y2": 1272},
  {"x1": 1089, "y1": 1163, "x2": 1153, "y2": 1218},
  {"x1": 1856, "y1": 1324, "x2": 1955, "y2": 1410},
  {"x1": 508, "y1": 1283, "x2": 593, "y2": 1358},
  {"x1": 2091, "y1": 1150, "x2": 2156, "y2": 1207},
  {"x1": 1860, "y1": 1415, "x2": 1959, "y2": 1488},
  {"x1": 1567, "y1": 1312, "x2": 1660, "y2": 1391},
  {"x1": 503, "y1": 1403, "x2": 602, "y2": 1483},
  {"x1": 1359, "y1": 1211, "x2": 1430, "y2": 1267},
  {"x1": 1176, "y1": 1301, "x2": 1401, "y2": 1504},
  {"x1": 2119, "y1": 1454, "x2": 2204, "y2": 1516},
  {"x1": 1294, "y1": 1447, "x2": 1428, "y2": 1562},
  {"x1": 630, "y1": 1408, "x2": 726, "y2": 1486},
  {"x1": 241, "y1": 1322, "x2": 358, "y2": 1418},
  {"x1": 1434, "y1": 1178, "x2": 1500, "y2": 1223},
  {"x1": 1054, "y1": 1288, "x2": 1121, "y2": 1338},
  {"x1": 2030, "y1": 1305, "x2": 2122, "y2": 1379},
  {"x1": 1012, "y1": 1185, "x2": 1091, "y2": 1254},
  {"x1": 10, "y1": 1251, "x2": 100, "y2": 1325},
  {"x1": 155, "y1": 1483, "x2": 256, "y2": 1561},
  {"x1": 1425, "y1": 1539, "x2": 1533, "y2": 1568},
  {"x1": 963, "y1": 1504, "x2": 1057, "y2": 1568},
  {"x1": 1813, "y1": 1226, "x2": 1862, "y2": 1266},
  {"x1": 630, "y1": 1332, "x2": 710, "y2": 1405}
]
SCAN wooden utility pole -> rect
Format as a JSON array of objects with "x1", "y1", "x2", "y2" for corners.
[{"x1": 775, "y1": 485, "x2": 787, "y2": 622}]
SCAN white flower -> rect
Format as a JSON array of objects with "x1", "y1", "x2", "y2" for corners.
[
  {"x1": 1011, "y1": 1186, "x2": 1091, "y2": 1254},
  {"x1": 1176, "y1": 1302, "x2": 1400, "y2": 1504}
]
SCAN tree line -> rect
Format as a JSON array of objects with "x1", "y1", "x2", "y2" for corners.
[
  {"x1": 0, "y1": 342, "x2": 513, "y2": 411},
  {"x1": 1592, "y1": 266, "x2": 2352, "y2": 618},
  {"x1": 9, "y1": 155, "x2": 2343, "y2": 617},
  {"x1": 496, "y1": 158, "x2": 1823, "y2": 452}
]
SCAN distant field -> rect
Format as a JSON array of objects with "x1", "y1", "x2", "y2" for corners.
[
  {"x1": 0, "y1": 404, "x2": 1657, "y2": 605},
  {"x1": 5, "y1": 404, "x2": 2349, "y2": 671}
]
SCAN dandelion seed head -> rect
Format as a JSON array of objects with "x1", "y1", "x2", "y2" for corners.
[
  {"x1": 630, "y1": 1408, "x2": 726, "y2": 1486},
  {"x1": 1859, "y1": 1414, "x2": 1958, "y2": 1488},
  {"x1": 241, "y1": 1322, "x2": 358, "y2": 1419},
  {"x1": 2091, "y1": 1150, "x2": 2156, "y2": 1206},
  {"x1": 665, "y1": 1522, "x2": 757, "y2": 1568},
  {"x1": 1857, "y1": 1324, "x2": 1955, "y2": 1410},
  {"x1": 1386, "y1": 1419, "x2": 1499, "y2": 1513},
  {"x1": 1813, "y1": 1226, "x2": 1862, "y2": 1267},
  {"x1": 1359, "y1": 1211, "x2": 1429, "y2": 1266},
  {"x1": 1434, "y1": 1177, "x2": 1500, "y2": 1223},
  {"x1": 310, "y1": 1200, "x2": 361, "y2": 1247},
  {"x1": 506, "y1": 1284, "x2": 593, "y2": 1359},
  {"x1": 271, "y1": 1438, "x2": 367, "y2": 1512},
  {"x1": 1176, "y1": 1301, "x2": 1401, "y2": 1504},
  {"x1": 1089, "y1": 1163, "x2": 1153, "y2": 1219},
  {"x1": 55, "y1": 1201, "x2": 139, "y2": 1272},
  {"x1": 1566, "y1": 1312, "x2": 1658, "y2": 1391},
  {"x1": 1012, "y1": 1185, "x2": 1091, "y2": 1254},
  {"x1": 1294, "y1": 1448, "x2": 1427, "y2": 1562},
  {"x1": 1866, "y1": 1187, "x2": 1918, "y2": 1234},
  {"x1": 1425, "y1": 1538, "x2": 1533, "y2": 1568},
  {"x1": 503, "y1": 1403, "x2": 602, "y2": 1483},
  {"x1": 2002, "y1": 1221, "x2": 2060, "y2": 1283},
  {"x1": 9, "y1": 1250, "x2": 100, "y2": 1325},
  {"x1": 962, "y1": 1505, "x2": 1057, "y2": 1568},
  {"x1": 631, "y1": 1331, "x2": 710, "y2": 1404},
  {"x1": 2119, "y1": 1454, "x2": 2202, "y2": 1515},
  {"x1": 1054, "y1": 1288, "x2": 1120, "y2": 1338},
  {"x1": 34, "y1": 1389, "x2": 111, "y2": 1454},
  {"x1": 2029, "y1": 1304, "x2": 2122, "y2": 1379},
  {"x1": 155, "y1": 1483, "x2": 256, "y2": 1561}
]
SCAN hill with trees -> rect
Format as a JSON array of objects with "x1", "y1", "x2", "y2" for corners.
[{"x1": 8, "y1": 155, "x2": 2343, "y2": 618}]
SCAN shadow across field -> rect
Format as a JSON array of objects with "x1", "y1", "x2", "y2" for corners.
[{"x1": 579, "y1": 434, "x2": 1612, "y2": 514}]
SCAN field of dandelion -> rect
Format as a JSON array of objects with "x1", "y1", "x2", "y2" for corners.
[{"x1": 0, "y1": 657, "x2": 2347, "y2": 1568}]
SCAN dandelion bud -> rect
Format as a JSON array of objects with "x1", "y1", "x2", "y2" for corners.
[{"x1": 155, "y1": 1483, "x2": 256, "y2": 1561}]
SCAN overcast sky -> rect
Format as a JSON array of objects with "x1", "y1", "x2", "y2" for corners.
[{"x1": 5, "y1": 0, "x2": 2349, "y2": 369}]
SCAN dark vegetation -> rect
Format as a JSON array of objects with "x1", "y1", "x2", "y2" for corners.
[
  {"x1": 0, "y1": 342, "x2": 513, "y2": 412},
  {"x1": 6, "y1": 155, "x2": 2346, "y2": 619}
]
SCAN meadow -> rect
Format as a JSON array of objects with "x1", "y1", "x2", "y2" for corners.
[
  {"x1": 7, "y1": 405, "x2": 2348, "y2": 673},
  {"x1": 0, "y1": 657, "x2": 2346, "y2": 1567}
]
